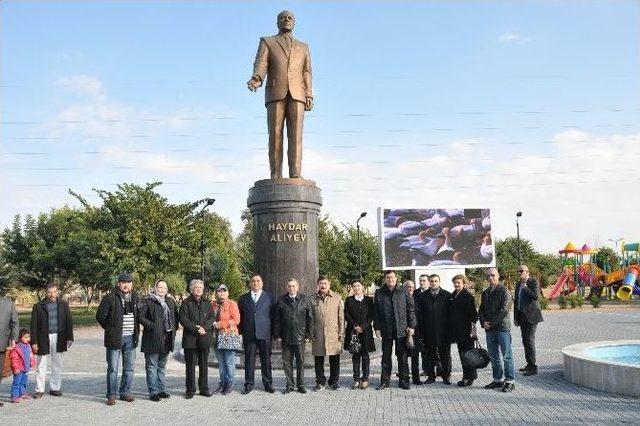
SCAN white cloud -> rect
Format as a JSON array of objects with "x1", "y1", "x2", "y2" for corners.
[
  {"x1": 499, "y1": 31, "x2": 530, "y2": 44},
  {"x1": 55, "y1": 74, "x2": 105, "y2": 99}
]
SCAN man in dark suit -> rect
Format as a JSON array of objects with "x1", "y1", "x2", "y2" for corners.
[
  {"x1": 273, "y1": 278, "x2": 314, "y2": 394},
  {"x1": 514, "y1": 265, "x2": 544, "y2": 376},
  {"x1": 417, "y1": 274, "x2": 452, "y2": 385},
  {"x1": 238, "y1": 273, "x2": 276, "y2": 394}
]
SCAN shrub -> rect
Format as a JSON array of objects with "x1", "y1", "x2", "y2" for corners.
[
  {"x1": 589, "y1": 295, "x2": 601, "y2": 308},
  {"x1": 568, "y1": 294, "x2": 583, "y2": 309},
  {"x1": 558, "y1": 294, "x2": 568, "y2": 309},
  {"x1": 539, "y1": 296, "x2": 549, "y2": 310}
]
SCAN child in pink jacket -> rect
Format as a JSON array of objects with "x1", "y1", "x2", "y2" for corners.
[{"x1": 10, "y1": 328, "x2": 36, "y2": 403}]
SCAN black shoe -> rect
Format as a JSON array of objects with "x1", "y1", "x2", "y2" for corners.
[
  {"x1": 442, "y1": 378, "x2": 451, "y2": 385},
  {"x1": 518, "y1": 366, "x2": 529, "y2": 372},
  {"x1": 212, "y1": 384, "x2": 224, "y2": 395},
  {"x1": 221, "y1": 385, "x2": 233, "y2": 395},
  {"x1": 297, "y1": 387, "x2": 307, "y2": 394},
  {"x1": 412, "y1": 379, "x2": 423, "y2": 385},
  {"x1": 264, "y1": 386, "x2": 275, "y2": 394},
  {"x1": 484, "y1": 381, "x2": 504, "y2": 389},
  {"x1": 199, "y1": 390, "x2": 213, "y2": 397},
  {"x1": 150, "y1": 394, "x2": 161, "y2": 402},
  {"x1": 399, "y1": 382, "x2": 410, "y2": 390},
  {"x1": 185, "y1": 393, "x2": 194, "y2": 399},
  {"x1": 425, "y1": 377, "x2": 436, "y2": 384},
  {"x1": 49, "y1": 390, "x2": 62, "y2": 397},
  {"x1": 283, "y1": 387, "x2": 294, "y2": 394},
  {"x1": 458, "y1": 379, "x2": 473, "y2": 387},
  {"x1": 243, "y1": 386, "x2": 253, "y2": 395},
  {"x1": 313, "y1": 383, "x2": 325, "y2": 392},
  {"x1": 158, "y1": 391, "x2": 170, "y2": 399},
  {"x1": 523, "y1": 368, "x2": 538, "y2": 376},
  {"x1": 328, "y1": 382, "x2": 339, "y2": 391},
  {"x1": 502, "y1": 382, "x2": 515, "y2": 392},
  {"x1": 376, "y1": 382, "x2": 389, "y2": 391}
]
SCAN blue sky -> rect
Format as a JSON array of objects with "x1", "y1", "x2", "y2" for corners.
[{"x1": 2, "y1": 1, "x2": 639, "y2": 253}]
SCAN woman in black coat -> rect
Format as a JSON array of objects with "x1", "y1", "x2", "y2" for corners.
[
  {"x1": 138, "y1": 279, "x2": 180, "y2": 401},
  {"x1": 449, "y1": 274, "x2": 479, "y2": 387},
  {"x1": 344, "y1": 281, "x2": 375, "y2": 390}
]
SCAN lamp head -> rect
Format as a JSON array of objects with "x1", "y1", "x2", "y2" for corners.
[
  {"x1": 516, "y1": 211, "x2": 523, "y2": 217},
  {"x1": 360, "y1": 212, "x2": 367, "y2": 218}
]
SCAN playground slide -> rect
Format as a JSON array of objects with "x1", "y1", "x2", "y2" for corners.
[{"x1": 549, "y1": 271, "x2": 570, "y2": 300}]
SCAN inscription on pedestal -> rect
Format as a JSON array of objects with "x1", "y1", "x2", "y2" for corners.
[{"x1": 268, "y1": 222, "x2": 308, "y2": 242}]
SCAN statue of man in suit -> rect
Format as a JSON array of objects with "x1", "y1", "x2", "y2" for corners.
[{"x1": 247, "y1": 10, "x2": 313, "y2": 179}]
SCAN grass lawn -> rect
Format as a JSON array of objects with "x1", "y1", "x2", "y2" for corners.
[{"x1": 17, "y1": 306, "x2": 99, "y2": 328}]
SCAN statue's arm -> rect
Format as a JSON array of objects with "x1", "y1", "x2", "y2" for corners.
[
  {"x1": 252, "y1": 38, "x2": 269, "y2": 83},
  {"x1": 303, "y1": 45, "x2": 313, "y2": 100}
]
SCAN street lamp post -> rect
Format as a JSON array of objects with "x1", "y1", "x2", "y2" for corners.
[
  {"x1": 608, "y1": 237, "x2": 624, "y2": 253},
  {"x1": 516, "y1": 211, "x2": 523, "y2": 265},
  {"x1": 199, "y1": 198, "x2": 216, "y2": 283},
  {"x1": 356, "y1": 212, "x2": 367, "y2": 280}
]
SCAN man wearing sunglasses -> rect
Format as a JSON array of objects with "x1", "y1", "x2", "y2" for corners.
[{"x1": 513, "y1": 265, "x2": 543, "y2": 376}]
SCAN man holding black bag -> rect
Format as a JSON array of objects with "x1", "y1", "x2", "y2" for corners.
[{"x1": 344, "y1": 281, "x2": 375, "y2": 390}]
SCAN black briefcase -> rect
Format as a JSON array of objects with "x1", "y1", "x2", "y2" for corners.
[{"x1": 461, "y1": 339, "x2": 491, "y2": 369}]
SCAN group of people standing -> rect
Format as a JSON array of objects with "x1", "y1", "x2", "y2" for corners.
[{"x1": 0, "y1": 265, "x2": 543, "y2": 406}]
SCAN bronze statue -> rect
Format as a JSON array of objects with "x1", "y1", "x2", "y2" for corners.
[{"x1": 247, "y1": 10, "x2": 313, "y2": 179}]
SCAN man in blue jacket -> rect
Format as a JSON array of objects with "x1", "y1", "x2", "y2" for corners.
[{"x1": 238, "y1": 273, "x2": 276, "y2": 394}]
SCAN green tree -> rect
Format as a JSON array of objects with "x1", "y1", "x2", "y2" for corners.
[
  {"x1": 234, "y1": 209, "x2": 254, "y2": 281},
  {"x1": 594, "y1": 246, "x2": 621, "y2": 271}
]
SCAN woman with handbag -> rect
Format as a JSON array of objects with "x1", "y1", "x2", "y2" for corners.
[
  {"x1": 344, "y1": 281, "x2": 375, "y2": 390},
  {"x1": 449, "y1": 274, "x2": 479, "y2": 387},
  {"x1": 211, "y1": 284, "x2": 241, "y2": 395}
]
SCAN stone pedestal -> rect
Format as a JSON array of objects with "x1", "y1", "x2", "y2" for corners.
[{"x1": 247, "y1": 178, "x2": 322, "y2": 296}]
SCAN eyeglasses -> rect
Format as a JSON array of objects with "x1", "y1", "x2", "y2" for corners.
[
  {"x1": 517, "y1": 270, "x2": 525, "y2": 273},
  {"x1": 486, "y1": 274, "x2": 497, "y2": 277}
]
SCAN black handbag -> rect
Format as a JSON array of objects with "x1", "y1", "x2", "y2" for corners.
[
  {"x1": 348, "y1": 333, "x2": 362, "y2": 355},
  {"x1": 461, "y1": 339, "x2": 491, "y2": 369}
]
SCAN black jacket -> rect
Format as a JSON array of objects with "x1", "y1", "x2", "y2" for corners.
[
  {"x1": 344, "y1": 295, "x2": 375, "y2": 352},
  {"x1": 478, "y1": 284, "x2": 511, "y2": 332},
  {"x1": 138, "y1": 295, "x2": 180, "y2": 354},
  {"x1": 96, "y1": 290, "x2": 140, "y2": 349},
  {"x1": 373, "y1": 285, "x2": 416, "y2": 340},
  {"x1": 417, "y1": 288, "x2": 451, "y2": 347},
  {"x1": 273, "y1": 293, "x2": 314, "y2": 345},
  {"x1": 179, "y1": 295, "x2": 216, "y2": 350},
  {"x1": 238, "y1": 291, "x2": 276, "y2": 342},
  {"x1": 30, "y1": 299, "x2": 74, "y2": 355},
  {"x1": 449, "y1": 288, "x2": 478, "y2": 344},
  {"x1": 514, "y1": 278, "x2": 544, "y2": 326}
]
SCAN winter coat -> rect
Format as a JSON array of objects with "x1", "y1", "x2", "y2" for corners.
[
  {"x1": 10, "y1": 342, "x2": 36, "y2": 373},
  {"x1": 238, "y1": 291, "x2": 275, "y2": 342},
  {"x1": 0, "y1": 297, "x2": 19, "y2": 351},
  {"x1": 211, "y1": 299, "x2": 241, "y2": 335},
  {"x1": 273, "y1": 293, "x2": 314, "y2": 346},
  {"x1": 96, "y1": 290, "x2": 140, "y2": 349},
  {"x1": 310, "y1": 291, "x2": 344, "y2": 356},
  {"x1": 30, "y1": 299, "x2": 74, "y2": 355},
  {"x1": 514, "y1": 278, "x2": 544, "y2": 326},
  {"x1": 479, "y1": 284, "x2": 512, "y2": 332},
  {"x1": 179, "y1": 295, "x2": 216, "y2": 350},
  {"x1": 373, "y1": 285, "x2": 417, "y2": 340},
  {"x1": 138, "y1": 295, "x2": 179, "y2": 354},
  {"x1": 344, "y1": 295, "x2": 375, "y2": 353},
  {"x1": 449, "y1": 288, "x2": 478, "y2": 344},
  {"x1": 417, "y1": 288, "x2": 452, "y2": 347}
]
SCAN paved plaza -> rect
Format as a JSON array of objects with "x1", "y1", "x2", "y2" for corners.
[{"x1": 1, "y1": 308, "x2": 639, "y2": 425}]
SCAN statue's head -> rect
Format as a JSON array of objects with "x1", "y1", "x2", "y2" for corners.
[{"x1": 277, "y1": 10, "x2": 295, "y2": 33}]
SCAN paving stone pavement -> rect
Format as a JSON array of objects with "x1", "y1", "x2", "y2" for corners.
[{"x1": 1, "y1": 308, "x2": 639, "y2": 425}]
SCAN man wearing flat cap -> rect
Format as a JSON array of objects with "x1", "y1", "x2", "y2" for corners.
[{"x1": 96, "y1": 273, "x2": 140, "y2": 406}]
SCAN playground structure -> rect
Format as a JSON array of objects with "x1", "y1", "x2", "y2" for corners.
[{"x1": 548, "y1": 241, "x2": 640, "y2": 300}]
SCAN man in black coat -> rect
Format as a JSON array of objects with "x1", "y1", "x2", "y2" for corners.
[
  {"x1": 514, "y1": 265, "x2": 544, "y2": 376},
  {"x1": 373, "y1": 270, "x2": 416, "y2": 390},
  {"x1": 411, "y1": 274, "x2": 430, "y2": 382},
  {"x1": 417, "y1": 274, "x2": 452, "y2": 384},
  {"x1": 96, "y1": 273, "x2": 140, "y2": 405},
  {"x1": 31, "y1": 283, "x2": 74, "y2": 398},
  {"x1": 179, "y1": 279, "x2": 216, "y2": 398},
  {"x1": 273, "y1": 278, "x2": 314, "y2": 394},
  {"x1": 238, "y1": 273, "x2": 276, "y2": 394}
]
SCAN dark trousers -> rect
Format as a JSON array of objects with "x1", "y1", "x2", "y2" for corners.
[
  {"x1": 282, "y1": 344, "x2": 304, "y2": 389},
  {"x1": 381, "y1": 337, "x2": 409, "y2": 384},
  {"x1": 0, "y1": 350, "x2": 4, "y2": 385},
  {"x1": 184, "y1": 348, "x2": 210, "y2": 394},
  {"x1": 518, "y1": 312, "x2": 538, "y2": 368},
  {"x1": 410, "y1": 344, "x2": 428, "y2": 380},
  {"x1": 314, "y1": 355, "x2": 340, "y2": 386},
  {"x1": 244, "y1": 339, "x2": 273, "y2": 389},
  {"x1": 352, "y1": 350, "x2": 370, "y2": 381},
  {"x1": 456, "y1": 340, "x2": 478, "y2": 381},
  {"x1": 425, "y1": 343, "x2": 452, "y2": 379}
]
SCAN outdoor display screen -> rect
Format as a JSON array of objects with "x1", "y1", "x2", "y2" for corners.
[{"x1": 378, "y1": 208, "x2": 495, "y2": 269}]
